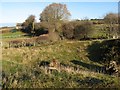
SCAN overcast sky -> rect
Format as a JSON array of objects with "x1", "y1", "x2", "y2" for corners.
[{"x1": 0, "y1": 2, "x2": 118, "y2": 23}]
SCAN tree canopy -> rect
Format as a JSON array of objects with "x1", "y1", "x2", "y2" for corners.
[
  {"x1": 40, "y1": 3, "x2": 71, "y2": 22},
  {"x1": 104, "y1": 13, "x2": 119, "y2": 38},
  {"x1": 22, "y1": 15, "x2": 35, "y2": 34},
  {"x1": 104, "y1": 13, "x2": 118, "y2": 24}
]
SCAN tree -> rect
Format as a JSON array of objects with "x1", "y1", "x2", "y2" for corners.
[
  {"x1": 74, "y1": 20, "x2": 93, "y2": 40},
  {"x1": 22, "y1": 15, "x2": 35, "y2": 34},
  {"x1": 40, "y1": 3, "x2": 71, "y2": 32},
  {"x1": 104, "y1": 13, "x2": 118, "y2": 39},
  {"x1": 104, "y1": 13, "x2": 118, "y2": 24},
  {"x1": 62, "y1": 21, "x2": 78, "y2": 39},
  {"x1": 34, "y1": 22, "x2": 48, "y2": 36}
]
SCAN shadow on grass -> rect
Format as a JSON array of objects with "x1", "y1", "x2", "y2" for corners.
[
  {"x1": 86, "y1": 41, "x2": 104, "y2": 63},
  {"x1": 77, "y1": 77, "x2": 104, "y2": 87},
  {"x1": 87, "y1": 39, "x2": 120, "y2": 64},
  {"x1": 38, "y1": 61, "x2": 50, "y2": 67},
  {"x1": 71, "y1": 60, "x2": 105, "y2": 73}
]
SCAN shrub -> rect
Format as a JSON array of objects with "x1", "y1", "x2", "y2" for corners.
[
  {"x1": 34, "y1": 23, "x2": 48, "y2": 36},
  {"x1": 103, "y1": 39, "x2": 120, "y2": 64},
  {"x1": 74, "y1": 21, "x2": 93, "y2": 40},
  {"x1": 87, "y1": 39, "x2": 120, "y2": 64},
  {"x1": 62, "y1": 20, "x2": 94, "y2": 40},
  {"x1": 62, "y1": 21, "x2": 79, "y2": 39},
  {"x1": 10, "y1": 29, "x2": 17, "y2": 33}
]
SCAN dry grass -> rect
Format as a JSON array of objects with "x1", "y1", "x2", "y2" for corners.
[{"x1": 2, "y1": 40, "x2": 120, "y2": 88}]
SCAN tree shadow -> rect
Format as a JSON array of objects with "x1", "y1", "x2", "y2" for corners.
[
  {"x1": 87, "y1": 39, "x2": 120, "y2": 64},
  {"x1": 86, "y1": 41, "x2": 105, "y2": 63},
  {"x1": 34, "y1": 28, "x2": 48, "y2": 36},
  {"x1": 23, "y1": 34, "x2": 33, "y2": 37},
  {"x1": 70, "y1": 60, "x2": 105, "y2": 73},
  {"x1": 76, "y1": 77, "x2": 104, "y2": 87},
  {"x1": 37, "y1": 61, "x2": 50, "y2": 67}
]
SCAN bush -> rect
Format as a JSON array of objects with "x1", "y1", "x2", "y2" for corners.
[
  {"x1": 74, "y1": 21, "x2": 93, "y2": 40},
  {"x1": 62, "y1": 21, "x2": 80, "y2": 39},
  {"x1": 103, "y1": 40, "x2": 120, "y2": 64},
  {"x1": 34, "y1": 23, "x2": 48, "y2": 36},
  {"x1": 62, "y1": 20, "x2": 94, "y2": 40},
  {"x1": 10, "y1": 29, "x2": 17, "y2": 33},
  {"x1": 87, "y1": 39, "x2": 120, "y2": 64}
]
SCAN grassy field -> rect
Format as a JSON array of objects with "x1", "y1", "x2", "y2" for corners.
[
  {"x1": 2, "y1": 31, "x2": 25, "y2": 38},
  {"x1": 2, "y1": 39, "x2": 120, "y2": 88},
  {"x1": 0, "y1": 28, "x2": 30, "y2": 42},
  {"x1": 1, "y1": 27, "x2": 120, "y2": 88}
]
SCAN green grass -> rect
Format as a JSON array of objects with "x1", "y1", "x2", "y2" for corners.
[
  {"x1": 1, "y1": 28, "x2": 29, "y2": 40},
  {"x1": 90, "y1": 24, "x2": 108, "y2": 38},
  {"x1": 2, "y1": 31, "x2": 25, "y2": 38},
  {"x1": 1, "y1": 26, "x2": 119, "y2": 88},
  {"x1": 2, "y1": 40, "x2": 120, "y2": 88}
]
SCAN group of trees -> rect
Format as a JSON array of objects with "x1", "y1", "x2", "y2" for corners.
[
  {"x1": 22, "y1": 3, "x2": 71, "y2": 39},
  {"x1": 21, "y1": 3, "x2": 119, "y2": 40},
  {"x1": 62, "y1": 20, "x2": 94, "y2": 40}
]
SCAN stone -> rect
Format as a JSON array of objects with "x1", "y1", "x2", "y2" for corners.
[{"x1": 105, "y1": 60, "x2": 118, "y2": 75}]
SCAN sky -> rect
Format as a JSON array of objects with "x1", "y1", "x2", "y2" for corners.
[
  {"x1": 0, "y1": 0, "x2": 119, "y2": 2},
  {"x1": 0, "y1": 2, "x2": 118, "y2": 23}
]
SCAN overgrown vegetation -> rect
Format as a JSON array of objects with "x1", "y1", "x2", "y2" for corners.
[
  {"x1": 2, "y1": 40, "x2": 120, "y2": 88},
  {"x1": 87, "y1": 39, "x2": 120, "y2": 64},
  {"x1": 1, "y1": 2, "x2": 120, "y2": 88},
  {"x1": 62, "y1": 20, "x2": 94, "y2": 40}
]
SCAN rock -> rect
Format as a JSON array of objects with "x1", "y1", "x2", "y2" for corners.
[{"x1": 105, "y1": 60, "x2": 118, "y2": 75}]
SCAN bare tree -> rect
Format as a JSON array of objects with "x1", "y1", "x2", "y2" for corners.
[
  {"x1": 104, "y1": 13, "x2": 118, "y2": 39},
  {"x1": 40, "y1": 3, "x2": 71, "y2": 32}
]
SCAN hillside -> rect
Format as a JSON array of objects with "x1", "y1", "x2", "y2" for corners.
[
  {"x1": 1, "y1": 2, "x2": 119, "y2": 88},
  {"x1": 2, "y1": 40, "x2": 120, "y2": 88}
]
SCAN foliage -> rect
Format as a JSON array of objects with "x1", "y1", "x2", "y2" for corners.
[
  {"x1": 62, "y1": 20, "x2": 94, "y2": 40},
  {"x1": 62, "y1": 21, "x2": 78, "y2": 39},
  {"x1": 104, "y1": 13, "x2": 119, "y2": 38},
  {"x1": 87, "y1": 39, "x2": 120, "y2": 65},
  {"x1": 34, "y1": 23, "x2": 48, "y2": 36},
  {"x1": 22, "y1": 15, "x2": 35, "y2": 34},
  {"x1": 102, "y1": 39, "x2": 120, "y2": 64},
  {"x1": 40, "y1": 3, "x2": 71, "y2": 36},
  {"x1": 40, "y1": 3, "x2": 71, "y2": 22},
  {"x1": 74, "y1": 20, "x2": 93, "y2": 40},
  {"x1": 104, "y1": 13, "x2": 118, "y2": 24}
]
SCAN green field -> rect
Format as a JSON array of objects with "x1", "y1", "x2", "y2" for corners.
[
  {"x1": 0, "y1": 28, "x2": 30, "y2": 41},
  {"x1": 1, "y1": 27, "x2": 120, "y2": 88},
  {"x1": 2, "y1": 39, "x2": 120, "y2": 88}
]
